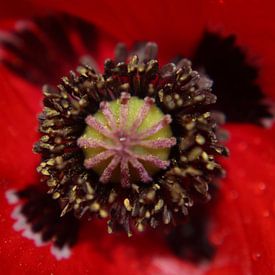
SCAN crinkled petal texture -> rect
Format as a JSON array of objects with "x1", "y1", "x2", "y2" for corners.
[{"x1": 1, "y1": 0, "x2": 275, "y2": 274}]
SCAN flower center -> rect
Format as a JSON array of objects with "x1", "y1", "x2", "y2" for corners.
[{"x1": 78, "y1": 92, "x2": 176, "y2": 187}]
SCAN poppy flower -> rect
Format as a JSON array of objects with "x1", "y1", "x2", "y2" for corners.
[{"x1": 1, "y1": 0, "x2": 275, "y2": 274}]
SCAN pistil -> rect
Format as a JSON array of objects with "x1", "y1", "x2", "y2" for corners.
[{"x1": 78, "y1": 92, "x2": 176, "y2": 186}]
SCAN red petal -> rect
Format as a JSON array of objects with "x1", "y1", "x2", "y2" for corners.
[
  {"x1": 1, "y1": 3, "x2": 275, "y2": 273},
  {"x1": 26, "y1": 0, "x2": 207, "y2": 62},
  {"x1": 207, "y1": 124, "x2": 275, "y2": 274},
  {"x1": 0, "y1": 65, "x2": 41, "y2": 186},
  {"x1": 0, "y1": 1, "x2": 46, "y2": 20}
]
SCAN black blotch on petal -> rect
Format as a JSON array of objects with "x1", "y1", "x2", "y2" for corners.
[
  {"x1": 166, "y1": 183, "x2": 219, "y2": 263},
  {"x1": 0, "y1": 13, "x2": 98, "y2": 85},
  {"x1": 166, "y1": 207, "x2": 215, "y2": 262},
  {"x1": 16, "y1": 186, "x2": 80, "y2": 249},
  {"x1": 192, "y1": 31, "x2": 272, "y2": 125}
]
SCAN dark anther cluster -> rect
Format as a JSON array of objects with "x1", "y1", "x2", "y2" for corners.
[{"x1": 34, "y1": 42, "x2": 228, "y2": 236}]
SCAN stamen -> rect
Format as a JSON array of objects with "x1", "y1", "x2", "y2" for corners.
[{"x1": 33, "y1": 44, "x2": 228, "y2": 236}]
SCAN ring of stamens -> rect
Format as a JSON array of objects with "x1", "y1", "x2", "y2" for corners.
[{"x1": 78, "y1": 92, "x2": 176, "y2": 187}]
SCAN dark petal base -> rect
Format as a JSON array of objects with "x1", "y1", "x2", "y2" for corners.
[
  {"x1": 192, "y1": 31, "x2": 272, "y2": 125},
  {"x1": 14, "y1": 186, "x2": 80, "y2": 249},
  {"x1": 166, "y1": 207, "x2": 215, "y2": 262},
  {"x1": 0, "y1": 13, "x2": 97, "y2": 85},
  {"x1": 166, "y1": 184, "x2": 219, "y2": 262}
]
